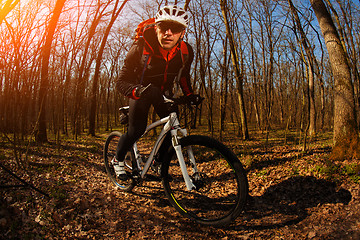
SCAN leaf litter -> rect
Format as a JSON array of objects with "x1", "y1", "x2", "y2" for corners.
[{"x1": 0, "y1": 132, "x2": 359, "y2": 239}]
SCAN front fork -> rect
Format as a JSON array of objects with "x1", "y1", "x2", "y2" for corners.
[{"x1": 171, "y1": 128, "x2": 199, "y2": 191}]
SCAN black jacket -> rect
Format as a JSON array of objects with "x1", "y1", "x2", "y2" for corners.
[{"x1": 116, "y1": 27, "x2": 194, "y2": 99}]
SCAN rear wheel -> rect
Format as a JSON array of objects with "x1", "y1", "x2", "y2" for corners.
[
  {"x1": 162, "y1": 135, "x2": 248, "y2": 226},
  {"x1": 104, "y1": 131, "x2": 136, "y2": 192}
]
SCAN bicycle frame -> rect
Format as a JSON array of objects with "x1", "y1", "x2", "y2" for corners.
[
  {"x1": 133, "y1": 111, "x2": 198, "y2": 190},
  {"x1": 106, "y1": 95, "x2": 247, "y2": 226}
]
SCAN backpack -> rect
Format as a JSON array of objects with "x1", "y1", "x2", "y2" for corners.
[
  {"x1": 134, "y1": 18, "x2": 156, "y2": 41},
  {"x1": 134, "y1": 18, "x2": 189, "y2": 86}
]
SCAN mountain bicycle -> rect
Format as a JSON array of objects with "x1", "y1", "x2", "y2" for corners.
[{"x1": 103, "y1": 96, "x2": 248, "y2": 226}]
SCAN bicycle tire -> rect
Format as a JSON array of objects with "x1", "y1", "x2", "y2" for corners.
[
  {"x1": 161, "y1": 135, "x2": 248, "y2": 226},
  {"x1": 104, "y1": 131, "x2": 136, "y2": 192}
]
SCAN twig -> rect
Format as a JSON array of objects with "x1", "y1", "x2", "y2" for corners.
[{"x1": 0, "y1": 161, "x2": 50, "y2": 198}]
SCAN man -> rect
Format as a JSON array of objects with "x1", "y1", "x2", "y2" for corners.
[{"x1": 115, "y1": 5, "x2": 197, "y2": 180}]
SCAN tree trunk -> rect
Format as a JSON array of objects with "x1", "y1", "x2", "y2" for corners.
[
  {"x1": 310, "y1": 0, "x2": 359, "y2": 159},
  {"x1": 36, "y1": 0, "x2": 66, "y2": 143},
  {"x1": 220, "y1": 0, "x2": 249, "y2": 140},
  {"x1": 288, "y1": 0, "x2": 316, "y2": 136},
  {"x1": 246, "y1": 4, "x2": 261, "y2": 130},
  {"x1": 89, "y1": 0, "x2": 128, "y2": 136},
  {"x1": 219, "y1": 37, "x2": 229, "y2": 140},
  {"x1": 89, "y1": 0, "x2": 127, "y2": 136},
  {"x1": 74, "y1": 1, "x2": 109, "y2": 137},
  {"x1": 308, "y1": 61, "x2": 316, "y2": 137},
  {"x1": 331, "y1": 0, "x2": 360, "y2": 129},
  {"x1": 0, "y1": 0, "x2": 19, "y2": 24}
]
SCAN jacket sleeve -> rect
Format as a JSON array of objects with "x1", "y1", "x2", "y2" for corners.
[
  {"x1": 179, "y1": 42, "x2": 194, "y2": 96},
  {"x1": 116, "y1": 41, "x2": 142, "y2": 98}
]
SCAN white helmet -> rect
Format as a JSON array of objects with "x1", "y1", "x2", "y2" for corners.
[{"x1": 155, "y1": 5, "x2": 189, "y2": 28}]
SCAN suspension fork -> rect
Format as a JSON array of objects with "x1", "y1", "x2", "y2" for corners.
[{"x1": 170, "y1": 128, "x2": 199, "y2": 190}]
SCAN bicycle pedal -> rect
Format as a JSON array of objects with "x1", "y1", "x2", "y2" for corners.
[
  {"x1": 118, "y1": 173, "x2": 129, "y2": 181},
  {"x1": 151, "y1": 161, "x2": 161, "y2": 175}
]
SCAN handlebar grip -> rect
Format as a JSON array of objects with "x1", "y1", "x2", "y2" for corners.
[{"x1": 173, "y1": 95, "x2": 204, "y2": 106}]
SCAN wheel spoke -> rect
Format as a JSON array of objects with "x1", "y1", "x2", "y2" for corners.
[
  {"x1": 162, "y1": 135, "x2": 248, "y2": 226},
  {"x1": 104, "y1": 132, "x2": 135, "y2": 192}
]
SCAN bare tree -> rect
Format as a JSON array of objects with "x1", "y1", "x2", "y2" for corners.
[
  {"x1": 243, "y1": 0, "x2": 261, "y2": 131},
  {"x1": 2, "y1": 0, "x2": 359, "y2": 150},
  {"x1": 310, "y1": 0, "x2": 359, "y2": 159},
  {"x1": 36, "y1": 0, "x2": 67, "y2": 143},
  {"x1": 219, "y1": 36, "x2": 229, "y2": 140},
  {"x1": 190, "y1": 0, "x2": 220, "y2": 135},
  {"x1": 287, "y1": 0, "x2": 318, "y2": 143},
  {"x1": 326, "y1": 0, "x2": 360, "y2": 128},
  {"x1": 89, "y1": 0, "x2": 129, "y2": 136},
  {"x1": 220, "y1": 0, "x2": 249, "y2": 140},
  {"x1": 0, "y1": 0, "x2": 19, "y2": 24}
]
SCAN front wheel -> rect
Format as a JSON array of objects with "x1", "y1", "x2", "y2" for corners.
[
  {"x1": 161, "y1": 135, "x2": 248, "y2": 226},
  {"x1": 104, "y1": 131, "x2": 136, "y2": 192}
]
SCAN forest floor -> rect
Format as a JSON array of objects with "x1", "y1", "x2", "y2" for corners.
[{"x1": 1, "y1": 128, "x2": 360, "y2": 239}]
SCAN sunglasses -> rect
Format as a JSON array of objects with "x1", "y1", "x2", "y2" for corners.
[{"x1": 157, "y1": 22, "x2": 184, "y2": 33}]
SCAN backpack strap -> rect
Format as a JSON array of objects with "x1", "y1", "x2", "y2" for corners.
[
  {"x1": 179, "y1": 41, "x2": 189, "y2": 65},
  {"x1": 173, "y1": 41, "x2": 189, "y2": 97},
  {"x1": 135, "y1": 38, "x2": 152, "y2": 85},
  {"x1": 139, "y1": 53, "x2": 151, "y2": 85},
  {"x1": 135, "y1": 22, "x2": 155, "y2": 85},
  {"x1": 178, "y1": 42, "x2": 189, "y2": 75}
]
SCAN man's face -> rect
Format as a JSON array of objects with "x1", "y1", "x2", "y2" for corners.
[{"x1": 156, "y1": 21, "x2": 185, "y2": 50}]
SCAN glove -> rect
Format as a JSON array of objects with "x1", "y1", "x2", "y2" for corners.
[
  {"x1": 187, "y1": 94, "x2": 203, "y2": 105},
  {"x1": 133, "y1": 84, "x2": 152, "y2": 99}
]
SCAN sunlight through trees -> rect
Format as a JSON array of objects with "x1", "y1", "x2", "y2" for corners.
[{"x1": 1, "y1": 0, "x2": 360, "y2": 159}]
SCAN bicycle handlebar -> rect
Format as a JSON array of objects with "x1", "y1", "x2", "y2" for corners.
[{"x1": 171, "y1": 95, "x2": 204, "y2": 106}]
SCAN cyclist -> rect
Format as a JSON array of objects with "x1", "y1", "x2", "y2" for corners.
[{"x1": 115, "y1": 5, "x2": 198, "y2": 180}]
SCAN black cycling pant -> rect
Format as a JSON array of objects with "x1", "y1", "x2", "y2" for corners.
[{"x1": 115, "y1": 88, "x2": 171, "y2": 162}]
